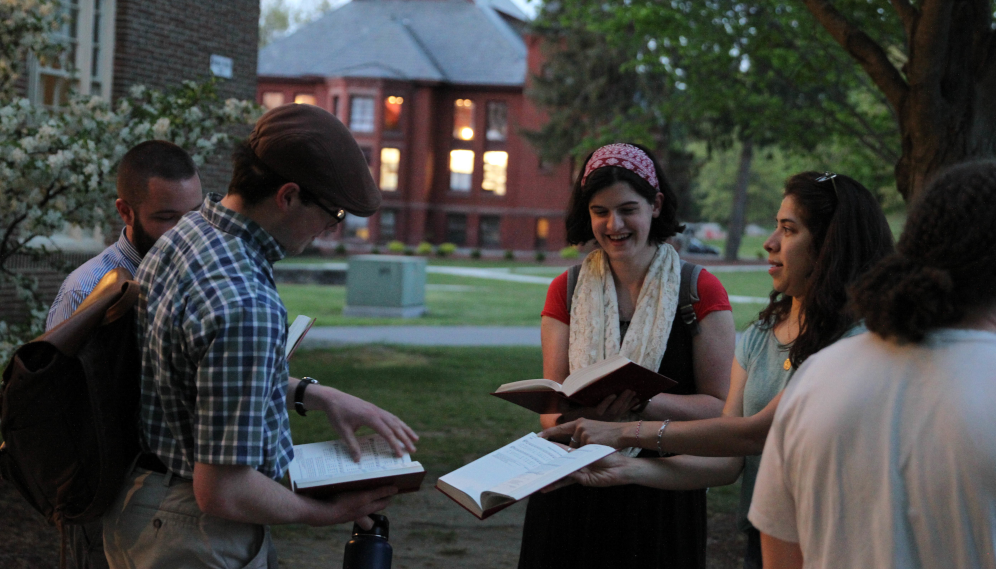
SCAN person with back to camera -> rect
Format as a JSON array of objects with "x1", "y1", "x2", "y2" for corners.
[
  {"x1": 750, "y1": 161, "x2": 996, "y2": 569},
  {"x1": 517, "y1": 143, "x2": 737, "y2": 569},
  {"x1": 543, "y1": 171, "x2": 895, "y2": 568}
]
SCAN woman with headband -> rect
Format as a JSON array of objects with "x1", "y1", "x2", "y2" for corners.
[
  {"x1": 517, "y1": 143, "x2": 737, "y2": 569},
  {"x1": 542, "y1": 171, "x2": 895, "y2": 568}
]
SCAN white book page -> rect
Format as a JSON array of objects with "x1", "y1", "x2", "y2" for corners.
[
  {"x1": 285, "y1": 315, "x2": 316, "y2": 359},
  {"x1": 437, "y1": 433, "x2": 567, "y2": 508},
  {"x1": 562, "y1": 354, "x2": 630, "y2": 395},
  {"x1": 494, "y1": 378, "x2": 563, "y2": 393},
  {"x1": 290, "y1": 434, "x2": 410, "y2": 484},
  {"x1": 483, "y1": 443, "x2": 615, "y2": 502}
]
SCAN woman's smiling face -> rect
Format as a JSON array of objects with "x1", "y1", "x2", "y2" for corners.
[
  {"x1": 764, "y1": 195, "x2": 816, "y2": 300},
  {"x1": 588, "y1": 181, "x2": 662, "y2": 261}
]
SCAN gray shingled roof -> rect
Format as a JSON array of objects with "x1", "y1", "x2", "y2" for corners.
[{"x1": 258, "y1": 0, "x2": 527, "y2": 86}]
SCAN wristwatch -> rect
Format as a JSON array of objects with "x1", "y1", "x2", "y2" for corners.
[{"x1": 294, "y1": 377, "x2": 319, "y2": 416}]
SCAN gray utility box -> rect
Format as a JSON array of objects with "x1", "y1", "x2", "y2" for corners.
[{"x1": 343, "y1": 255, "x2": 427, "y2": 318}]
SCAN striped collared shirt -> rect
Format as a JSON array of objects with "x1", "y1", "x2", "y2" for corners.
[
  {"x1": 136, "y1": 193, "x2": 293, "y2": 480},
  {"x1": 45, "y1": 228, "x2": 143, "y2": 330}
]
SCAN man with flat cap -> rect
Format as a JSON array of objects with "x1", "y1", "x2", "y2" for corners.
[{"x1": 102, "y1": 104, "x2": 418, "y2": 568}]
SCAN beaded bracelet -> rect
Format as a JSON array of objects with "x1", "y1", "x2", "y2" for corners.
[
  {"x1": 656, "y1": 419, "x2": 671, "y2": 457},
  {"x1": 635, "y1": 419, "x2": 643, "y2": 447}
]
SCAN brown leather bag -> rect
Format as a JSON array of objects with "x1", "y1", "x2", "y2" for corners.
[{"x1": 0, "y1": 267, "x2": 142, "y2": 531}]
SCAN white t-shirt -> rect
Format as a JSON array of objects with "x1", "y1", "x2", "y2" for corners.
[{"x1": 749, "y1": 329, "x2": 996, "y2": 569}]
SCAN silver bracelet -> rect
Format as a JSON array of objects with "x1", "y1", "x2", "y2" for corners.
[{"x1": 656, "y1": 419, "x2": 671, "y2": 457}]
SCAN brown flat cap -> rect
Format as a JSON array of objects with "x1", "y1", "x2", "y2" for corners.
[{"x1": 249, "y1": 104, "x2": 381, "y2": 217}]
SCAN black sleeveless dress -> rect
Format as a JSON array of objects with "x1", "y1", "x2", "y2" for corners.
[{"x1": 517, "y1": 314, "x2": 707, "y2": 569}]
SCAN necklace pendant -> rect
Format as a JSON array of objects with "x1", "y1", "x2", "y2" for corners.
[{"x1": 783, "y1": 358, "x2": 791, "y2": 371}]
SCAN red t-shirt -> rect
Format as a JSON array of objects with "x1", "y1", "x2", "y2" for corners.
[{"x1": 541, "y1": 267, "x2": 732, "y2": 325}]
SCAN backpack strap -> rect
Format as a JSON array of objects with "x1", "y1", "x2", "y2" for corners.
[
  {"x1": 678, "y1": 261, "x2": 704, "y2": 336},
  {"x1": 565, "y1": 264, "x2": 582, "y2": 315}
]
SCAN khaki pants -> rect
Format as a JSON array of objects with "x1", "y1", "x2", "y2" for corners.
[{"x1": 103, "y1": 468, "x2": 277, "y2": 569}]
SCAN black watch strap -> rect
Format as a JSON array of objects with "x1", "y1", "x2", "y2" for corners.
[{"x1": 295, "y1": 377, "x2": 319, "y2": 416}]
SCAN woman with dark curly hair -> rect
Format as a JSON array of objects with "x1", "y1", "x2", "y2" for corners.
[
  {"x1": 517, "y1": 143, "x2": 737, "y2": 569},
  {"x1": 749, "y1": 161, "x2": 996, "y2": 569},
  {"x1": 544, "y1": 171, "x2": 894, "y2": 568}
]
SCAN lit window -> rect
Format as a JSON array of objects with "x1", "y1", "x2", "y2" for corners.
[
  {"x1": 446, "y1": 214, "x2": 467, "y2": 245},
  {"x1": 332, "y1": 95, "x2": 339, "y2": 116},
  {"x1": 384, "y1": 96, "x2": 403, "y2": 130},
  {"x1": 449, "y1": 150, "x2": 474, "y2": 192},
  {"x1": 486, "y1": 101, "x2": 508, "y2": 141},
  {"x1": 379, "y1": 209, "x2": 397, "y2": 241},
  {"x1": 536, "y1": 217, "x2": 549, "y2": 249},
  {"x1": 294, "y1": 93, "x2": 317, "y2": 105},
  {"x1": 479, "y1": 216, "x2": 501, "y2": 248},
  {"x1": 380, "y1": 148, "x2": 400, "y2": 191},
  {"x1": 482, "y1": 151, "x2": 508, "y2": 196},
  {"x1": 350, "y1": 96, "x2": 375, "y2": 132},
  {"x1": 29, "y1": 0, "x2": 116, "y2": 107},
  {"x1": 453, "y1": 99, "x2": 475, "y2": 140},
  {"x1": 262, "y1": 92, "x2": 285, "y2": 109}
]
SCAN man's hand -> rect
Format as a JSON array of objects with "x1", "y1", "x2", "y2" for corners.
[
  {"x1": 300, "y1": 485, "x2": 398, "y2": 530},
  {"x1": 313, "y1": 387, "x2": 419, "y2": 461},
  {"x1": 540, "y1": 418, "x2": 637, "y2": 449}
]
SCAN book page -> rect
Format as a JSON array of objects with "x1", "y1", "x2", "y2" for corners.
[
  {"x1": 494, "y1": 378, "x2": 563, "y2": 393},
  {"x1": 482, "y1": 443, "x2": 615, "y2": 503},
  {"x1": 290, "y1": 434, "x2": 410, "y2": 484},
  {"x1": 562, "y1": 354, "x2": 630, "y2": 395},
  {"x1": 286, "y1": 315, "x2": 316, "y2": 359},
  {"x1": 437, "y1": 433, "x2": 567, "y2": 507}
]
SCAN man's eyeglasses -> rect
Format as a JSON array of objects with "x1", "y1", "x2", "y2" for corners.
[
  {"x1": 299, "y1": 187, "x2": 346, "y2": 225},
  {"x1": 816, "y1": 171, "x2": 839, "y2": 196}
]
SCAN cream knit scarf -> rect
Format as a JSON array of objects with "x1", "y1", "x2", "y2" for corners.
[{"x1": 569, "y1": 243, "x2": 682, "y2": 375}]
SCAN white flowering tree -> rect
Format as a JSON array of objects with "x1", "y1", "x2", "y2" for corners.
[{"x1": 1, "y1": 0, "x2": 262, "y2": 360}]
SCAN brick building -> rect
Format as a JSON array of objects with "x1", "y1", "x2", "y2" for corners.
[
  {"x1": 2, "y1": 0, "x2": 259, "y2": 324},
  {"x1": 257, "y1": 0, "x2": 572, "y2": 251}
]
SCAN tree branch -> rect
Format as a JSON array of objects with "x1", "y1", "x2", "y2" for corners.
[
  {"x1": 908, "y1": 0, "x2": 954, "y2": 85},
  {"x1": 888, "y1": 0, "x2": 918, "y2": 41},
  {"x1": 801, "y1": 0, "x2": 909, "y2": 110}
]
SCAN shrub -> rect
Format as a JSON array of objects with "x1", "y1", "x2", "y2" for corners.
[
  {"x1": 559, "y1": 246, "x2": 580, "y2": 259},
  {"x1": 386, "y1": 240, "x2": 405, "y2": 253},
  {"x1": 404, "y1": 248, "x2": 415, "y2": 256},
  {"x1": 437, "y1": 242, "x2": 457, "y2": 257},
  {"x1": 416, "y1": 242, "x2": 434, "y2": 256},
  {"x1": 370, "y1": 246, "x2": 381, "y2": 254},
  {"x1": 470, "y1": 248, "x2": 482, "y2": 259},
  {"x1": 504, "y1": 249, "x2": 516, "y2": 260},
  {"x1": 535, "y1": 250, "x2": 547, "y2": 262},
  {"x1": 334, "y1": 243, "x2": 347, "y2": 256}
]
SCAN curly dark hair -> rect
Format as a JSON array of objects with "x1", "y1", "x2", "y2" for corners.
[
  {"x1": 227, "y1": 139, "x2": 324, "y2": 208},
  {"x1": 851, "y1": 160, "x2": 996, "y2": 343},
  {"x1": 564, "y1": 143, "x2": 684, "y2": 245},
  {"x1": 758, "y1": 171, "x2": 894, "y2": 367}
]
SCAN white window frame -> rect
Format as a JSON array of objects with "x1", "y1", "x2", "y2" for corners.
[{"x1": 28, "y1": 0, "x2": 117, "y2": 106}]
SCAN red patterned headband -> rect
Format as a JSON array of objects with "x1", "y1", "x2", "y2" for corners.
[{"x1": 581, "y1": 143, "x2": 660, "y2": 191}]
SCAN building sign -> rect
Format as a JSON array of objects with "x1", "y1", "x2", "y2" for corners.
[{"x1": 210, "y1": 54, "x2": 233, "y2": 79}]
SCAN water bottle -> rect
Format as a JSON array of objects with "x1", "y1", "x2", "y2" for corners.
[{"x1": 342, "y1": 514, "x2": 392, "y2": 569}]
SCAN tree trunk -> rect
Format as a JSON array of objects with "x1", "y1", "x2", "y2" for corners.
[
  {"x1": 894, "y1": 0, "x2": 996, "y2": 201},
  {"x1": 724, "y1": 140, "x2": 753, "y2": 262}
]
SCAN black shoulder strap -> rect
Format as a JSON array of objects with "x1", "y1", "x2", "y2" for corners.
[
  {"x1": 678, "y1": 261, "x2": 704, "y2": 335},
  {"x1": 565, "y1": 264, "x2": 582, "y2": 315}
]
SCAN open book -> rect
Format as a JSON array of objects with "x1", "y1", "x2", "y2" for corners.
[
  {"x1": 436, "y1": 433, "x2": 615, "y2": 519},
  {"x1": 491, "y1": 354, "x2": 678, "y2": 414},
  {"x1": 288, "y1": 434, "x2": 425, "y2": 499},
  {"x1": 286, "y1": 315, "x2": 316, "y2": 360}
]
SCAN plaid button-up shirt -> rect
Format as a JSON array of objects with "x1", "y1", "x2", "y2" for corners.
[{"x1": 135, "y1": 193, "x2": 294, "y2": 480}]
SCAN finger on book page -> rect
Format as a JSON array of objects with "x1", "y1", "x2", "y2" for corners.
[
  {"x1": 539, "y1": 419, "x2": 580, "y2": 440},
  {"x1": 371, "y1": 416, "x2": 418, "y2": 457}
]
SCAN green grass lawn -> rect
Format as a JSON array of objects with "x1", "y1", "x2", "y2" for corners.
[
  {"x1": 278, "y1": 272, "x2": 549, "y2": 327},
  {"x1": 288, "y1": 345, "x2": 542, "y2": 477}
]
